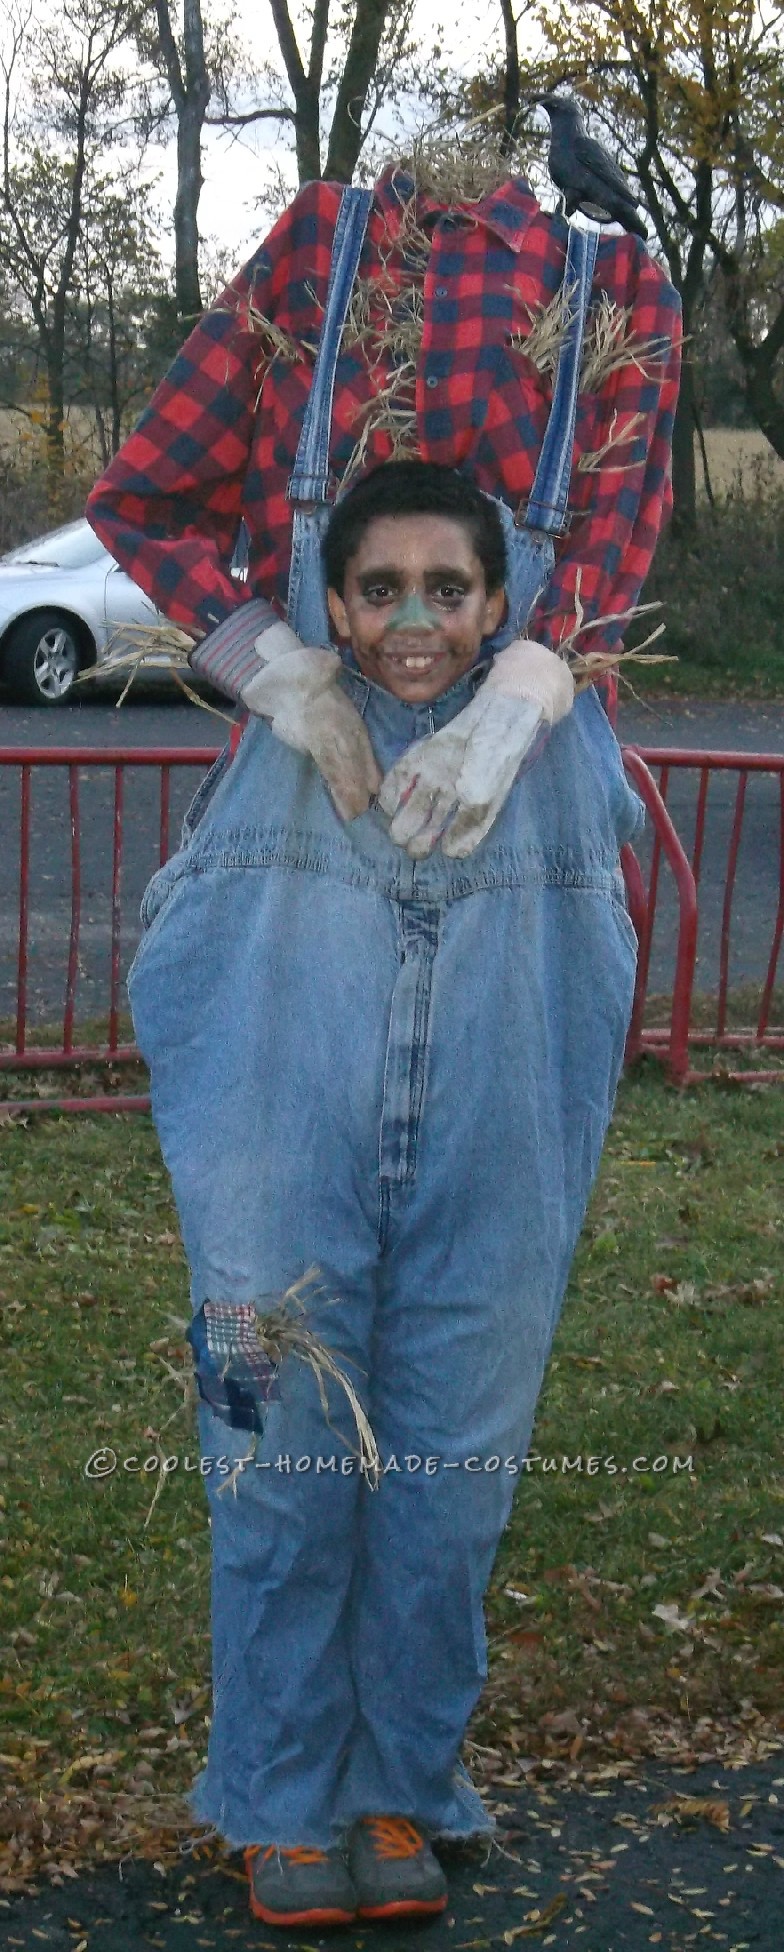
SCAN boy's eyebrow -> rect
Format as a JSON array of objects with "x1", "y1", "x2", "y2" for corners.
[{"x1": 356, "y1": 564, "x2": 475, "y2": 583}]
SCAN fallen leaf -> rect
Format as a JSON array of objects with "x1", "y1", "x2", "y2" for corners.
[{"x1": 653, "y1": 1602, "x2": 694, "y2": 1634}]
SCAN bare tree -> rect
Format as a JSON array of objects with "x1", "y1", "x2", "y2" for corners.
[
  {"x1": 144, "y1": 0, "x2": 420, "y2": 336},
  {"x1": 150, "y1": 0, "x2": 211, "y2": 322},
  {"x1": 0, "y1": 0, "x2": 140, "y2": 480}
]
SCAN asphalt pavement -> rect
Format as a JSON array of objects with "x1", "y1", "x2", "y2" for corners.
[
  {"x1": 1, "y1": 683, "x2": 782, "y2": 1026},
  {"x1": 2, "y1": 1752, "x2": 784, "y2": 1950}
]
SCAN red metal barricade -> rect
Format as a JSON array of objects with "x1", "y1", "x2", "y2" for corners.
[
  {"x1": 0, "y1": 746, "x2": 213, "y2": 1115},
  {"x1": 622, "y1": 747, "x2": 784, "y2": 1084},
  {"x1": 0, "y1": 732, "x2": 780, "y2": 1110}
]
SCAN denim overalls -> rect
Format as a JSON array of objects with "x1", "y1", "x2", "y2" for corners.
[{"x1": 127, "y1": 188, "x2": 645, "y2": 1852}]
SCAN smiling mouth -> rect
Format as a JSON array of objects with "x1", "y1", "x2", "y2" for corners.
[{"x1": 380, "y1": 648, "x2": 447, "y2": 672}]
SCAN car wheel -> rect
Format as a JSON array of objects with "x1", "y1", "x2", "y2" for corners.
[{"x1": 2, "y1": 610, "x2": 88, "y2": 705}]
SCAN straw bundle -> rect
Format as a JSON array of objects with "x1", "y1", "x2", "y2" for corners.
[
  {"x1": 395, "y1": 109, "x2": 536, "y2": 208},
  {"x1": 508, "y1": 289, "x2": 673, "y2": 395},
  {"x1": 552, "y1": 572, "x2": 675, "y2": 688},
  {"x1": 247, "y1": 1264, "x2": 381, "y2": 1487},
  {"x1": 144, "y1": 1269, "x2": 381, "y2": 1515},
  {"x1": 507, "y1": 279, "x2": 577, "y2": 382},
  {"x1": 580, "y1": 293, "x2": 674, "y2": 393},
  {"x1": 74, "y1": 622, "x2": 235, "y2": 723},
  {"x1": 577, "y1": 409, "x2": 646, "y2": 475}
]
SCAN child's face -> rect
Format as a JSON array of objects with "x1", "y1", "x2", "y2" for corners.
[{"x1": 327, "y1": 513, "x2": 506, "y2": 704}]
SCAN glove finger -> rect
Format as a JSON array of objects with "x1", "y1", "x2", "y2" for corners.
[
  {"x1": 309, "y1": 713, "x2": 383, "y2": 797},
  {"x1": 439, "y1": 801, "x2": 500, "y2": 856},
  {"x1": 377, "y1": 746, "x2": 430, "y2": 817},
  {"x1": 389, "y1": 780, "x2": 456, "y2": 851},
  {"x1": 311, "y1": 741, "x2": 383, "y2": 821}
]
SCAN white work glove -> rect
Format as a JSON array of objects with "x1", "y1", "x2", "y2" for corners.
[
  {"x1": 241, "y1": 621, "x2": 382, "y2": 822},
  {"x1": 377, "y1": 639, "x2": 575, "y2": 858}
]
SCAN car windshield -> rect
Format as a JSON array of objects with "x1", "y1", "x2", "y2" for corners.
[{"x1": 0, "y1": 520, "x2": 105, "y2": 570}]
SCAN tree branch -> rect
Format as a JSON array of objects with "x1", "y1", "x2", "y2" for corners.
[
  {"x1": 153, "y1": 0, "x2": 185, "y2": 113},
  {"x1": 268, "y1": 0, "x2": 307, "y2": 99},
  {"x1": 204, "y1": 104, "x2": 296, "y2": 125}
]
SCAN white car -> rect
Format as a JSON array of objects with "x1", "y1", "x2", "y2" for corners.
[{"x1": 0, "y1": 517, "x2": 248, "y2": 705}]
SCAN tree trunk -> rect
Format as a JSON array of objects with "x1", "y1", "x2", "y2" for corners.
[
  {"x1": 295, "y1": 79, "x2": 322, "y2": 182},
  {"x1": 499, "y1": 0, "x2": 521, "y2": 151},
  {"x1": 153, "y1": 0, "x2": 210, "y2": 331},
  {"x1": 324, "y1": 0, "x2": 393, "y2": 181},
  {"x1": 44, "y1": 353, "x2": 66, "y2": 495},
  {"x1": 670, "y1": 349, "x2": 697, "y2": 535},
  {"x1": 174, "y1": 96, "x2": 207, "y2": 323},
  {"x1": 106, "y1": 267, "x2": 122, "y2": 456}
]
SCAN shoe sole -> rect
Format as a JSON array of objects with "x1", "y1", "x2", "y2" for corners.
[
  {"x1": 357, "y1": 1895, "x2": 449, "y2": 1918},
  {"x1": 248, "y1": 1892, "x2": 357, "y2": 1926}
]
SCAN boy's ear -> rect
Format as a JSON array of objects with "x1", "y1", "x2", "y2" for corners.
[
  {"x1": 327, "y1": 587, "x2": 350, "y2": 639},
  {"x1": 483, "y1": 586, "x2": 507, "y2": 637}
]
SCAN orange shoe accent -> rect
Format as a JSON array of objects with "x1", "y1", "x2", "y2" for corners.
[
  {"x1": 358, "y1": 1895, "x2": 449, "y2": 1919},
  {"x1": 244, "y1": 1844, "x2": 356, "y2": 1927},
  {"x1": 361, "y1": 1815, "x2": 427, "y2": 1860}
]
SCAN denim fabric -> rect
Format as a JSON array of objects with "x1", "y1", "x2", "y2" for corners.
[
  {"x1": 126, "y1": 194, "x2": 645, "y2": 1851},
  {"x1": 128, "y1": 666, "x2": 643, "y2": 1850}
]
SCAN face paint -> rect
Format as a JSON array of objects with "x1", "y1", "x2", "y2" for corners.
[{"x1": 385, "y1": 589, "x2": 440, "y2": 633}]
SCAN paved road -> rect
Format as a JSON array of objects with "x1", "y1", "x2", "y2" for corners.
[
  {"x1": 1, "y1": 685, "x2": 782, "y2": 1026},
  {"x1": 2, "y1": 1751, "x2": 783, "y2": 1950}
]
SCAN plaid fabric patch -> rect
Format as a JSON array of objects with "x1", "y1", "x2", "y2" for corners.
[
  {"x1": 187, "y1": 1300, "x2": 280, "y2": 1433},
  {"x1": 86, "y1": 168, "x2": 681, "y2": 665}
]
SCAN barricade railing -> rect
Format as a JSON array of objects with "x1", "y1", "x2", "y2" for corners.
[
  {"x1": 0, "y1": 736, "x2": 779, "y2": 1110},
  {"x1": 0, "y1": 746, "x2": 213, "y2": 1115},
  {"x1": 623, "y1": 747, "x2": 784, "y2": 1084}
]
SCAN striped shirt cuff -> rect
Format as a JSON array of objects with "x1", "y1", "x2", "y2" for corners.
[{"x1": 188, "y1": 598, "x2": 281, "y2": 700}]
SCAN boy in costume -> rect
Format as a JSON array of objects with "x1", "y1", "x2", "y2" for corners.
[{"x1": 86, "y1": 155, "x2": 681, "y2": 1928}]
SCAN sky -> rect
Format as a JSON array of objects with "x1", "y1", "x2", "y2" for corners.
[{"x1": 145, "y1": 0, "x2": 545, "y2": 273}]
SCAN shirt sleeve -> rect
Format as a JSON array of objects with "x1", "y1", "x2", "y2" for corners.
[
  {"x1": 526, "y1": 246, "x2": 682, "y2": 664},
  {"x1": 84, "y1": 196, "x2": 306, "y2": 643}
]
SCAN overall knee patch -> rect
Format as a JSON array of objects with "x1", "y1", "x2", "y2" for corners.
[{"x1": 187, "y1": 1301, "x2": 281, "y2": 1432}]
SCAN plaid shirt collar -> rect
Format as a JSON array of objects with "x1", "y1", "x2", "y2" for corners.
[{"x1": 373, "y1": 163, "x2": 540, "y2": 253}]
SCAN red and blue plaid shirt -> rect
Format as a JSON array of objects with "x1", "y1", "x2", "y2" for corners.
[{"x1": 86, "y1": 167, "x2": 681, "y2": 685}]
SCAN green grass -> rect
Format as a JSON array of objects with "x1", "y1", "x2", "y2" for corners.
[
  {"x1": 478, "y1": 1072, "x2": 784, "y2": 1766},
  {"x1": 629, "y1": 490, "x2": 784, "y2": 701},
  {"x1": 1, "y1": 1073, "x2": 782, "y2": 1879}
]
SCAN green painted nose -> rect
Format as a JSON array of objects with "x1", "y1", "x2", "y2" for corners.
[{"x1": 386, "y1": 590, "x2": 440, "y2": 632}]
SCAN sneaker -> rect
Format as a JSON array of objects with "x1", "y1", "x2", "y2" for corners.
[
  {"x1": 244, "y1": 1842, "x2": 357, "y2": 1927},
  {"x1": 347, "y1": 1814, "x2": 449, "y2": 1918}
]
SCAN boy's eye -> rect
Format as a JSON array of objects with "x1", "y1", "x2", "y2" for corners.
[
  {"x1": 362, "y1": 583, "x2": 395, "y2": 603},
  {"x1": 433, "y1": 583, "x2": 467, "y2": 603}
]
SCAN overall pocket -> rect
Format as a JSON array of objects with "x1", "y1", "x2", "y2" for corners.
[
  {"x1": 180, "y1": 741, "x2": 236, "y2": 846},
  {"x1": 126, "y1": 861, "x2": 193, "y2": 993}
]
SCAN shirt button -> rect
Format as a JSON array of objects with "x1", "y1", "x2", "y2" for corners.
[
  {"x1": 426, "y1": 375, "x2": 438, "y2": 389},
  {"x1": 435, "y1": 285, "x2": 448, "y2": 297}
]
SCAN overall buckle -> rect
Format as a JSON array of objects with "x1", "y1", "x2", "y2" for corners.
[{"x1": 514, "y1": 499, "x2": 572, "y2": 537}]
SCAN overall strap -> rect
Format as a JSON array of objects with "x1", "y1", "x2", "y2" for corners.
[
  {"x1": 287, "y1": 186, "x2": 374, "y2": 506},
  {"x1": 518, "y1": 221, "x2": 599, "y2": 538}
]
